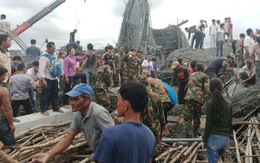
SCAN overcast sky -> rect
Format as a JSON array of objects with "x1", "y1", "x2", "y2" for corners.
[{"x1": 0, "y1": 0, "x2": 259, "y2": 50}]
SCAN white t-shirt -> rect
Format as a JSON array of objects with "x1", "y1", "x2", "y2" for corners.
[
  {"x1": 210, "y1": 24, "x2": 217, "y2": 35},
  {"x1": 244, "y1": 36, "x2": 255, "y2": 56},
  {"x1": 0, "y1": 20, "x2": 10, "y2": 34},
  {"x1": 26, "y1": 68, "x2": 40, "y2": 81},
  {"x1": 217, "y1": 29, "x2": 224, "y2": 41},
  {"x1": 224, "y1": 22, "x2": 229, "y2": 33},
  {"x1": 141, "y1": 59, "x2": 153, "y2": 71}
]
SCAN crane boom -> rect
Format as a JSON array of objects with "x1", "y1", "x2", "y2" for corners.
[{"x1": 12, "y1": 0, "x2": 66, "y2": 36}]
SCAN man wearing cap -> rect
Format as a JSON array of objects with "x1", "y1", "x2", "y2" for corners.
[
  {"x1": 184, "y1": 63, "x2": 209, "y2": 137},
  {"x1": 205, "y1": 55, "x2": 234, "y2": 80},
  {"x1": 31, "y1": 83, "x2": 114, "y2": 163},
  {"x1": 170, "y1": 61, "x2": 189, "y2": 104}
]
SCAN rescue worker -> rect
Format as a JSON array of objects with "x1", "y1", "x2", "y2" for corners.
[
  {"x1": 92, "y1": 61, "x2": 113, "y2": 110},
  {"x1": 121, "y1": 49, "x2": 140, "y2": 82},
  {"x1": 184, "y1": 63, "x2": 209, "y2": 137},
  {"x1": 170, "y1": 61, "x2": 189, "y2": 104},
  {"x1": 113, "y1": 48, "x2": 121, "y2": 87}
]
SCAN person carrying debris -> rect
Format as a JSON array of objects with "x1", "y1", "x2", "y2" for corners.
[
  {"x1": 184, "y1": 63, "x2": 210, "y2": 137},
  {"x1": 203, "y1": 78, "x2": 233, "y2": 163},
  {"x1": 170, "y1": 61, "x2": 189, "y2": 104},
  {"x1": 31, "y1": 83, "x2": 114, "y2": 163},
  {"x1": 205, "y1": 54, "x2": 234, "y2": 80},
  {"x1": 237, "y1": 61, "x2": 255, "y2": 86}
]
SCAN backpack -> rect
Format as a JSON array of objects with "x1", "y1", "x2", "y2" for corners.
[{"x1": 42, "y1": 54, "x2": 62, "y2": 77}]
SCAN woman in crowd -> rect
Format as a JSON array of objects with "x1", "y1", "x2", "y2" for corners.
[
  {"x1": 203, "y1": 78, "x2": 233, "y2": 163},
  {"x1": 63, "y1": 47, "x2": 88, "y2": 108}
]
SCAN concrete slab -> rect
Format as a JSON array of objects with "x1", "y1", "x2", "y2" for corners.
[{"x1": 14, "y1": 107, "x2": 73, "y2": 134}]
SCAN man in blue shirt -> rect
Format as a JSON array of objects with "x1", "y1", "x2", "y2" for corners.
[{"x1": 93, "y1": 82, "x2": 156, "y2": 163}]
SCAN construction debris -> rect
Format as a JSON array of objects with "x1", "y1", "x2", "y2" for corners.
[{"x1": 2, "y1": 121, "x2": 92, "y2": 163}]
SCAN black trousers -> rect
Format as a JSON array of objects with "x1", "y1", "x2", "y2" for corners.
[
  {"x1": 63, "y1": 73, "x2": 87, "y2": 105},
  {"x1": 0, "y1": 115, "x2": 17, "y2": 146},
  {"x1": 194, "y1": 32, "x2": 203, "y2": 49},
  {"x1": 11, "y1": 98, "x2": 33, "y2": 117},
  {"x1": 40, "y1": 79, "x2": 59, "y2": 113},
  {"x1": 240, "y1": 72, "x2": 256, "y2": 85},
  {"x1": 178, "y1": 82, "x2": 187, "y2": 104}
]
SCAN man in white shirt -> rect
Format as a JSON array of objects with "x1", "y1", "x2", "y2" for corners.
[
  {"x1": 223, "y1": 18, "x2": 229, "y2": 41},
  {"x1": 0, "y1": 14, "x2": 10, "y2": 35},
  {"x1": 141, "y1": 53, "x2": 154, "y2": 75},
  {"x1": 197, "y1": 19, "x2": 208, "y2": 49},
  {"x1": 209, "y1": 19, "x2": 217, "y2": 48},
  {"x1": 244, "y1": 28, "x2": 255, "y2": 64}
]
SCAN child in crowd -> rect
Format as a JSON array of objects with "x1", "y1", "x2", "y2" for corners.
[{"x1": 10, "y1": 64, "x2": 39, "y2": 117}]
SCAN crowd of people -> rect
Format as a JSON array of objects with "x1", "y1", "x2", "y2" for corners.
[
  {"x1": 0, "y1": 31, "x2": 180, "y2": 162},
  {"x1": 185, "y1": 17, "x2": 233, "y2": 56},
  {"x1": 0, "y1": 13, "x2": 259, "y2": 162}
]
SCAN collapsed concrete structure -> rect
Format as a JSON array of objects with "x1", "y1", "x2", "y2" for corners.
[{"x1": 117, "y1": 0, "x2": 188, "y2": 54}]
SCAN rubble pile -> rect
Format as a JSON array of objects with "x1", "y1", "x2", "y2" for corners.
[
  {"x1": 2, "y1": 122, "x2": 92, "y2": 163},
  {"x1": 159, "y1": 44, "x2": 233, "y2": 83},
  {"x1": 156, "y1": 114, "x2": 260, "y2": 163}
]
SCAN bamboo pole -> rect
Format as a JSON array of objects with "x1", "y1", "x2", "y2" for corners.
[
  {"x1": 183, "y1": 141, "x2": 198, "y2": 157},
  {"x1": 15, "y1": 121, "x2": 71, "y2": 139},
  {"x1": 0, "y1": 150, "x2": 19, "y2": 163},
  {"x1": 233, "y1": 130, "x2": 242, "y2": 163},
  {"x1": 169, "y1": 146, "x2": 188, "y2": 163},
  {"x1": 183, "y1": 142, "x2": 203, "y2": 163},
  {"x1": 191, "y1": 153, "x2": 197, "y2": 163},
  {"x1": 155, "y1": 145, "x2": 183, "y2": 162}
]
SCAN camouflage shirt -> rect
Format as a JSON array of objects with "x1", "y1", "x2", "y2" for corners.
[
  {"x1": 114, "y1": 53, "x2": 121, "y2": 70},
  {"x1": 142, "y1": 88, "x2": 165, "y2": 135},
  {"x1": 147, "y1": 77, "x2": 170, "y2": 103},
  {"x1": 184, "y1": 71, "x2": 209, "y2": 104},
  {"x1": 122, "y1": 55, "x2": 140, "y2": 77},
  {"x1": 93, "y1": 65, "x2": 112, "y2": 89}
]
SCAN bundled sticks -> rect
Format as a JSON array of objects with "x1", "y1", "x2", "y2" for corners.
[{"x1": 2, "y1": 121, "x2": 92, "y2": 163}]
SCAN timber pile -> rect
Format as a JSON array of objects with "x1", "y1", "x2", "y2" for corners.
[
  {"x1": 156, "y1": 114, "x2": 260, "y2": 163},
  {"x1": 1, "y1": 121, "x2": 92, "y2": 163}
]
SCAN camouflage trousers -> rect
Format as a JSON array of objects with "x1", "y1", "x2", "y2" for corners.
[
  {"x1": 145, "y1": 121, "x2": 161, "y2": 144},
  {"x1": 183, "y1": 100, "x2": 202, "y2": 137},
  {"x1": 121, "y1": 75, "x2": 133, "y2": 83},
  {"x1": 113, "y1": 69, "x2": 120, "y2": 87},
  {"x1": 93, "y1": 88, "x2": 111, "y2": 109}
]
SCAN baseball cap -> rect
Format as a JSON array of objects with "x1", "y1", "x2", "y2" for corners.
[
  {"x1": 171, "y1": 61, "x2": 180, "y2": 69},
  {"x1": 66, "y1": 83, "x2": 93, "y2": 97}
]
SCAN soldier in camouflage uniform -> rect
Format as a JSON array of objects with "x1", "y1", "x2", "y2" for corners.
[
  {"x1": 121, "y1": 49, "x2": 141, "y2": 83},
  {"x1": 92, "y1": 61, "x2": 113, "y2": 110},
  {"x1": 113, "y1": 48, "x2": 121, "y2": 87},
  {"x1": 119, "y1": 47, "x2": 125, "y2": 84},
  {"x1": 184, "y1": 63, "x2": 209, "y2": 137},
  {"x1": 137, "y1": 75, "x2": 165, "y2": 143},
  {"x1": 94, "y1": 54, "x2": 102, "y2": 69}
]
